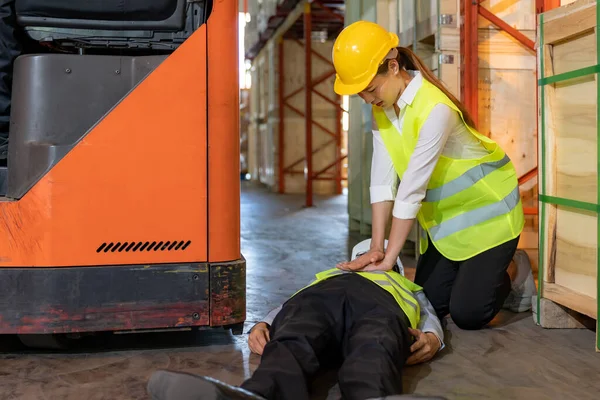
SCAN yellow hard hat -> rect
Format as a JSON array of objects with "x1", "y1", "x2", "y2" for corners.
[{"x1": 332, "y1": 21, "x2": 399, "y2": 95}]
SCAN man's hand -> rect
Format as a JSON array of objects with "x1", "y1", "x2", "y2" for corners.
[
  {"x1": 248, "y1": 322, "x2": 270, "y2": 355},
  {"x1": 406, "y1": 328, "x2": 440, "y2": 365},
  {"x1": 336, "y1": 249, "x2": 384, "y2": 271}
]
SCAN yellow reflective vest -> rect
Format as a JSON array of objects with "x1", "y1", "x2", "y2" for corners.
[
  {"x1": 372, "y1": 78, "x2": 524, "y2": 261},
  {"x1": 292, "y1": 268, "x2": 422, "y2": 329}
]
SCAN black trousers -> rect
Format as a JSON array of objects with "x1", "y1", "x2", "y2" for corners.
[
  {"x1": 414, "y1": 235, "x2": 519, "y2": 330},
  {"x1": 241, "y1": 274, "x2": 412, "y2": 400}
]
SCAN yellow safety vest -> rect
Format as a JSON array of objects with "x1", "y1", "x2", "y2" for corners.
[
  {"x1": 292, "y1": 268, "x2": 422, "y2": 329},
  {"x1": 372, "y1": 78, "x2": 524, "y2": 261}
]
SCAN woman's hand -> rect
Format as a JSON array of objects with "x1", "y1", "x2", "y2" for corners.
[
  {"x1": 336, "y1": 248, "x2": 385, "y2": 271},
  {"x1": 406, "y1": 328, "x2": 440, "y2": 365},
  {"x1": 361, "y1": 257, "x2": 396, "y2": 272},
  {"x1": 248, "y1": 322, "x2": 270, "y2": 355}
]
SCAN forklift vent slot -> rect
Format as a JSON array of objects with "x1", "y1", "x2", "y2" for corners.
[{"x1": 96, "y1": 240, "x2": 191, "y2": 253}]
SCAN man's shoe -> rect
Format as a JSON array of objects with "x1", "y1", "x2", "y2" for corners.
[
  {"x1": 147, "y1": 370, "x2": 266, "y2": 400},
  {"x1": 503, "y1": 249, "x2": 536, "y2": 313}
]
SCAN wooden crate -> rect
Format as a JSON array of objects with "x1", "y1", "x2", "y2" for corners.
[
  {"x1": 280, "y1": 39, "x2": 339, "y2": 195},
  {"x1": 476, "y1": 1, "x2": 539, "y2": 270},
  {"x1": 395, "y1": 0, "x2": 460, "y2": 98},
  {"x1": 438, "y1": 0, "x2": 461, "y2": 97},
  {"x1": 537, "y1": 0, "x2": 599, "y2": 351},
  {"x1": 247, "y1": 31, "x2": 341, "y2": 195}
]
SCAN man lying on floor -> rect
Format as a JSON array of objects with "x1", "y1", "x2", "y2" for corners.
[{"x1": 147, "y1": 239, "x2": 446, "y2": 400}]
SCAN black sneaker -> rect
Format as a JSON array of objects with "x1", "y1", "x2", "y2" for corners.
[{"x1": 147, "y1": 370, "x2": 266, "y2": 400}]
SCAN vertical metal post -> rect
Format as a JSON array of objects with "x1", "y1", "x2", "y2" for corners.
[
  {"x1": 278, "y1": 38, "x2": 285, "y2": 193},
  {"x1": 413, "y1": 0, "x2": 418, "y2": 53},
  {"x1": 460, "y1": 0, "x2": 479, "y2": 127},
  {"x1": 335, "y1": 94, "x2": 342, "y2": 194},
  {"x1": 304, "y1": 2, "x2": 313, "y2": 207}
]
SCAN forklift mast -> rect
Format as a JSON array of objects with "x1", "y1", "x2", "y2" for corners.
[{"x1": 0, "y1": 0, "x2": 245, "y2": 337}]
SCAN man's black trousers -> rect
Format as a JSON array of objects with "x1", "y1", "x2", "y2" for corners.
[
  {"x1": 241, "y1": 273, "x2": 412, "y2": 400},
  {"x1": 414, "y1": 234, "x2": 519, "y2": 330}
]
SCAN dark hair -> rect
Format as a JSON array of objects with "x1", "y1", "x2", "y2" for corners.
[{"x1": 377, "y1": 46, "x2": 476, "y2": 129}]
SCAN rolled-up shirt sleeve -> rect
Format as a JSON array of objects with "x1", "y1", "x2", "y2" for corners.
[
  {"x1": 392, "y1": 103, "x2": 454, "y2": 219},
  {"x1": 370, "y1": 129, "x2": 398, "y2": 203},
  {"x1": 414, "y1": 289, "x2": 445, "y2": 352}
]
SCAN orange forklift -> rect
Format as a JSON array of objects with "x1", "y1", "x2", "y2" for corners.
[{"x1": 0, "y1": 0, "x2": 245, "y2": 347}]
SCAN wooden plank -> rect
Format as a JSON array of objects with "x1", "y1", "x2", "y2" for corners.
[
  {"x1": 540, "y1": 43, "x2": 559, "y2": 284},
  {"x1": 479, "y1": 0, "x2": 536, "y2": 31},
  {"x1": 437, "y1": 1, "x2": 460, "y2": 97},
  {"x1": 478, "y1": 29, "x2": 536, "y2": 70},
  {"x1": 553, "y1": 77, "x2": 597, "y2": 203},
  {"x1": 439, "y1": 50, "x2": 460, "y2": 98},
  {"x1": 438, "y1": 0, "x2": 460, "y2": 51},
  {"x1": 554, "y1": 208, "x2": 597, "y2": 299},
  {"x1": 543, "y1": 283, "x2": 597, "y2": 319},
  {"x1": 478, "y1": 69, "x2": 537, "y2": 178},
  {"x1": 552, "y1": 30, "x2": 596, "y2": 74},
  {"x1": 551, "y1": 30, "x2": 597, "y2": 204},
  {"x1": 540, "y1": 0, "x2": 595, "y2": 22},
  {"x1": 439, "y1": 0, "x2": 458, "y2": 21},
  {"x1": 543, "y1": 0, "x2": 596, "y2": 45}
]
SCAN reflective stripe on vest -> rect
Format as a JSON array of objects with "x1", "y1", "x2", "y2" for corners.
[
  {"x1": 292, "y1": 268, "x2": 422, "y2": 329},
  {"x1": 424, "y1": 154, "x2": 511, "y2": 202},
  {"x1": 429, "y1": 185, "x2": 520, "y2": 242},
  {"x1": 372, "y1": 78, "x2": 524, "y2": 261},
  {"x1": 372, "y1": 275, "x2": 419, "y2": 314}
]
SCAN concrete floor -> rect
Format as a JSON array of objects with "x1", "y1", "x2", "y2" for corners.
[{"x1": 1, "y1": 182, "x2": 599, "y2": 399}]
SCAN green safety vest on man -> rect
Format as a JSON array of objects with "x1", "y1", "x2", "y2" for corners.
[
  {"x1": 372, "y1": 78, "x2": 524, "y2": 261},
  {"x1": 293, "y1": 268, "x2": 423, "y2": 329}
]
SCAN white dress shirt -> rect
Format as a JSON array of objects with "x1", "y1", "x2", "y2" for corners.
[{"x1": 370, "y1": 71, "x2": 489, "y2": 219}]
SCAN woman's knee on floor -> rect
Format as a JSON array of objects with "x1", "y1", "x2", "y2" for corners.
[{"x1": 449, "y1": 300, "x2": 495, "y2": 330}]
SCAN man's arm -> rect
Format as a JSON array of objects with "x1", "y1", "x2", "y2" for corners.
[
  {"x1": 247, "y1": 304, "x2": 283, "y2": 355},
  {"x1": 414, "y1": 290, "x2": 445, "y2": 352},
  {"x1": 249, "y1": 304, "x2": 282, "y2": 332}
]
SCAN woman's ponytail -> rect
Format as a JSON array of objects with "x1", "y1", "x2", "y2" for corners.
[{"x1": 377, "y1": 47, "x2": 476, "y2": 129}]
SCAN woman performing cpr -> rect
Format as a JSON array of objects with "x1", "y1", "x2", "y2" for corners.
[{"x1": 334, "y1": 21, "x2": 536, "y2": 330}]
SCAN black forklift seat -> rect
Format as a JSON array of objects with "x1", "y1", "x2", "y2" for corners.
[
  {"x1": 14, "y1": 0, "x2": 210, "y2": 51},
  {"x1": 16, "y1": 0, "x2": 182, "y2": 27}
]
